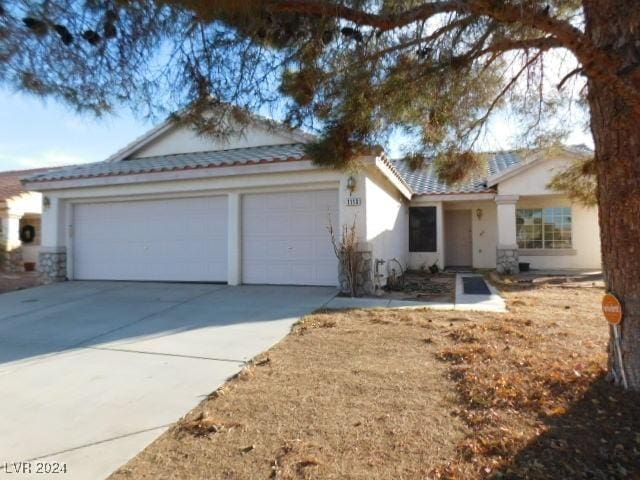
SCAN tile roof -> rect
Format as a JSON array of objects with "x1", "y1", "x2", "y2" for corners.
[
  {"x1": 390, "y1": 151, "x2": 525, "y2": 195},
  {"x1": 0, "y1": 167, "x2": 54, "y2": 201},
  {"x1": 24, "y1": 144, "x2": 308, "y2": 183},
  {"x1": 23, "y1": 143, "x2": 592, "y2": 196}
]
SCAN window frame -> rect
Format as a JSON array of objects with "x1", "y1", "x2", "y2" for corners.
[
  {"x1": 409, "y1": 206, "x2": 437, "y2": 253},
  {"x1": 516, "y1": 207, "x2": 572, "y2": 250}
]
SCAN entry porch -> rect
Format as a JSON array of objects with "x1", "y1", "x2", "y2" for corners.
[{"x1": 407, "y1": 193, "x2": 600, "y2": 273}]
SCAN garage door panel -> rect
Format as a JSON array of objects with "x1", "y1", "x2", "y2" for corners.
[
  {"x1": 314, "y1": 240, "x2": 335, "y2": 259},
  {"x1": 242, "y1": 215, "x2": 266, "y2": 236},
  {"x1": 74, "y1": 197, "x2": 228, "y2": 282},
  {"x1": 290, "y1": 216, "x2": 315, "y2": 234},
  {"x1": 287, "y1": 239, "x2": 314, "y2": 259},
  {"x1": 267, "y1": 214, "x2": 291, "y2": 234},
  {"x1": 289, "y1": 193, "x2": 314, "y2": 208},
  {"x1": 266, "y1": 240, "x2": 291, "y2": 259},
  {"x1": 265, "y1": 194, "x2": 291, "y2": 209},
  {"x1": 242, "y1": 239, "x2": 267, "y2": 260},
  {"x1": 242, "y1": 190, "x2": 338, "y2": 286}
]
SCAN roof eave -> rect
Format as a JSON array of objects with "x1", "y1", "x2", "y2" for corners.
[
  {"x1": 22, "y1": 158, "x2": 320, "y2": 192},
  {"x1": 411, "y1": 191, "x2": 496, "y2": 202},
  {"x1": 365, "y1": 155, "x2": 413, "y2": 199}
]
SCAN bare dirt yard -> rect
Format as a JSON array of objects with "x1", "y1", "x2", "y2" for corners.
[
  {"x1": 110, "y1": 280, "x2": 640, "y2": 480},
  {"x1": 0, "y1": 271, "x2": 44, "y2": 294}
]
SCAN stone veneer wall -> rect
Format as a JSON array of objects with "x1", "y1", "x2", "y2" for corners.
[
  {"x1": 496, "y1": 248, "x2": 520, "y2": 275},
  {"x1": 338, "y1": 248, "x2": 374, "y2": 297},
  {"x1": 0, "y1": 248, "x2": 24, "y2": 273},
  {"x1": 38, "y1": 249, "x2": 67, "y2": 282}
]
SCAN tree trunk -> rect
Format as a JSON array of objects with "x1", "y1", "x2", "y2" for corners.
[{"x1": 584, "y1": 1, "x2": 640, "y2": 389}]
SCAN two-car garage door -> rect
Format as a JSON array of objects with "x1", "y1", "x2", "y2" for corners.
[
  {"x1": 72, "y1": 190, "x2": 338, "y2": 285},
  {"x1": 73, "y1": 197, "x2": 229, "y2": 282}
]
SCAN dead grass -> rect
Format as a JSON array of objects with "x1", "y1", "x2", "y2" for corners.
[
  {"x1": 109, "y1": 281, "x2": 640, "y2": 480},
  {"x1": 432, "y1": 279, "x2": 640, "y2": 479},
  {"x1": 110, "y1": 308, "x2": 469, "y2": 480}
]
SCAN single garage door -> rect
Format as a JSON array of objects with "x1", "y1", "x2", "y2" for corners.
[
  {"x1": 73, "y1": 196, "x2": 228, "y2": 281},
  {"x1": 242, "y1": 190, "x2": 338, "y2": 286}
]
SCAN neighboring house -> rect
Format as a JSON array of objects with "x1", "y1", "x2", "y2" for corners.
[
  {"x1": 22, "y1": 115, "x2": 601, "y2": 293},
  {"x1": 0, "y1": 169, "x2": 47, "y2": 273}
]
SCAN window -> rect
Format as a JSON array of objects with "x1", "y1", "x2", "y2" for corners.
[
  {"x1": 409, "y1": 207, "x2": 437, "y2": 252},
  {"x1": 516, "y1": 207, "x2": 572, "y2": 249}
]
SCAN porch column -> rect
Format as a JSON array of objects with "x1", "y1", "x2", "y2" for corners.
[
  {"x1": 39, "y1": 196, "x2": 67, "y2": 281},
  {"x1": 227, "y1": 192, "x2": 241, "y2": 286},
  {"x1": 495, "y1": 195, "x2": 520, "y2": 274},
  {"x1": 0, "y1": 212, "x2": 24, "y2": 272}
]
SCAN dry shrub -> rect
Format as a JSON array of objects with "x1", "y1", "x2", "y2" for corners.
[{"x1": 327, "y1": 216, "x2": 358, "y2": 297}]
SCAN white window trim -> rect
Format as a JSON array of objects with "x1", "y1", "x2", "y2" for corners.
[{"x1": 516, "y1": 206, "x2": 573, "y2": 250}]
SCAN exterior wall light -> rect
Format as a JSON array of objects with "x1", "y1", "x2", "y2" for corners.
[
  {"x1": 43, "y1": 196, "x2": 51, "y2": 209},
  {"x1": 346, "y1": 176, "x2": 357, "y2": 195},
  {"x1": 476, "y1": 208, "x2": 483, "y2": 220}
]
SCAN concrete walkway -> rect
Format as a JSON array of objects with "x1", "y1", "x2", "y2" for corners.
[
  {"x1": 325, "y1": 274, "x2": 506, "y2": 312},
  {"x1": 454, "y1": 273, "x2": 506, "y2": 312},
  {"x1": 0, "y1": 282, "x2": 336, "y2": 480}
]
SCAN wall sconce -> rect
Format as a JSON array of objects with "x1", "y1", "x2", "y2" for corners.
[
  {"x1": 43, "y1": 196, "x2": 51, "y2": 209},
  {"x1": 476, "y1": 208, "x2": 483, "y2": 220},
  {"x1": 346, "y1": 176, "x2": 356, "y2": 195}
]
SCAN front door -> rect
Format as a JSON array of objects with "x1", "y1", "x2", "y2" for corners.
[{"x1": 445, "y1": 209, "x2": 473, "y2": 267}]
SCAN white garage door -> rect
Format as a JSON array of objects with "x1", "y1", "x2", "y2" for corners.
[
  {"x1": 73, "y1": 197, "x2": 227, "y2": 282},
  {"x1": 242, "y1": 190, "x2": 338, "y2": 286}
]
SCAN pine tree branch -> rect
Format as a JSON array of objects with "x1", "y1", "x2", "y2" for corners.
[{"x1": 252, "y1": 0, "x2": 640, "y2": 114}]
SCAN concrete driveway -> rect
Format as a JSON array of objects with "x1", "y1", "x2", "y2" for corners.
[{"x1": 0, "y1": 282, "x2": 336, "y2": 479}]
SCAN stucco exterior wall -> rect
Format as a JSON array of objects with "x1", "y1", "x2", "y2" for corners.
[
  {"x1": 497, "y1": 156, "x2": 569, "y2": 196},
  {"x1": 517, "y1": 196, "x2": 601, "y2": 270},
  {"x1": 338, "y1": 172, "x2": 367, "y2": 242},
  {"x1": 364, "y1": 169, "x2": 408, "y2": 288},
  {"x1": 132, "y1": 124, "x2": 301, "y2": 159}
]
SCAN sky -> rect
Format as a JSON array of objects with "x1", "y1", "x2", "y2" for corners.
[
  {"x1": 0, "y1": 88, "x2": 152, "y2": 172},
  {"x1": 0, "y1": 87, "x2": 594, "y2": 173}
]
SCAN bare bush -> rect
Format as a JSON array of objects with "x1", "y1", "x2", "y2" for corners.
[{"x1": 328, "y1": 216, "x2": 358, "y2": 297}]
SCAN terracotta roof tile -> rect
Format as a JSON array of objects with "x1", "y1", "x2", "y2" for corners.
[
  {"x1": 24, "y1": 144, "x2": 308, "y2": 183},
  {"x1": 391, "y1": 152, "x2": 524, "y2": 195},
  {"x1": 0, "y1": 167, "x2": 54, "y2": 201}
]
